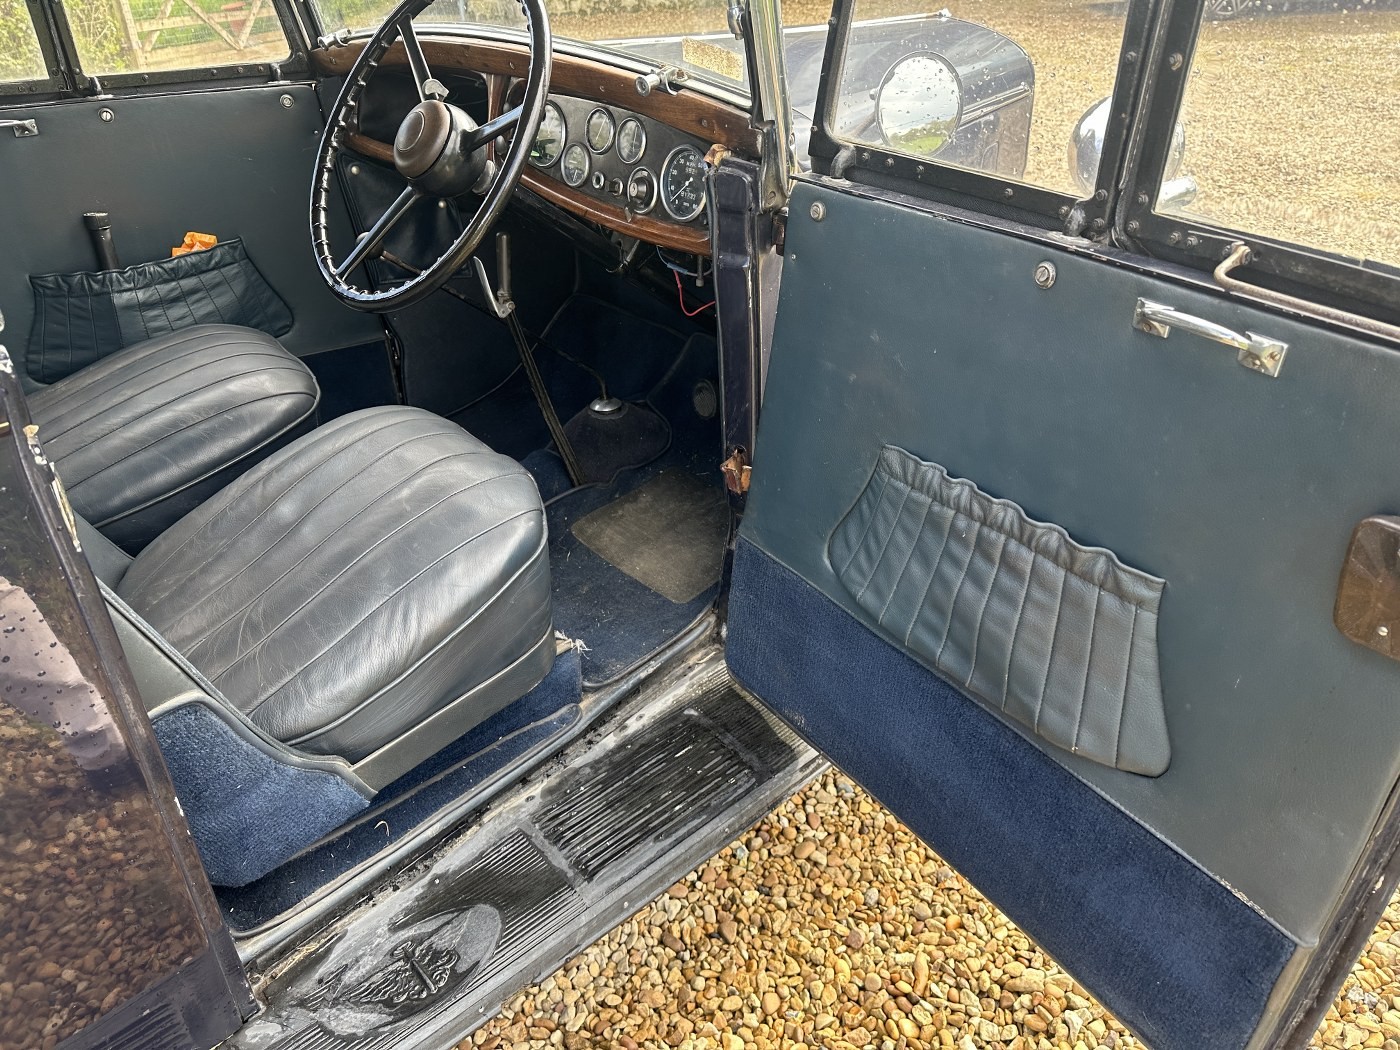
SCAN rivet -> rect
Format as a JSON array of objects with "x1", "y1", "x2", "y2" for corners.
[
  {"x1": 1003, "y1": 187, "x2": 1013, "y2": 198},
  {"x1": 809, "y1": 201, "x2": 826, "y2": 222},
  {"x1": 98, "y1": 108, "x2": 114, "y2": 122},
  {"x1": 1095, "y1": 188, "x2": 1107, "y2": 202},
  {"x1": 349, "y1": 164, "x2": 361, "y2": 175},
  {"x1": 438, "y1": 199, "x2": 448, "y2": 209},
  {"x1": 280, "y1": 93, "x2": 295, "y2": 108},
  {"x1": 1379, "y1": 625, "x2": 1390, "y2": 638},
  {"x1": 885, "y1": 156, "x2": 894, "y2": 167},
  {"x1": 1126, "y1": 220, "x2": 1140, "y2": 234},
  {"x1": 1168, "y1": 52, "x2": 1184, "y2": 70},
  {"x1": 1033, "y1": 261, "x2": 1056, "y2": 289},
  {"x1": 1136, "y1": 192, "x2": 1149, "y2": 206}
]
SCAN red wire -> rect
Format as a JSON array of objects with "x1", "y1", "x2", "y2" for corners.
[{"x1": 675, "y1": 269, "x2": 715, "y2": 317}]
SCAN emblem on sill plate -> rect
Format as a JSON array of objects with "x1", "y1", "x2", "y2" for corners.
[
  {"x1": 342, "y1": 938, "x2": 460, "y2": 1007},
  {"x1": 315, "y1": 903, "x2": 503, "y2": 1035}
]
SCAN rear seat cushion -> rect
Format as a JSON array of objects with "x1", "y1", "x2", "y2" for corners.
[{"x1": 30, "y1": 324, "x2": 318, "y2": 552}]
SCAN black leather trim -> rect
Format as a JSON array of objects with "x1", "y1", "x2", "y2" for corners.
[{"x1": 27, "y1": 238, "x2": 292, "y2": 384}]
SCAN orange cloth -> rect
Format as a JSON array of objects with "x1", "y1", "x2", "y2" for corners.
[{"x1": 171, "y1": 232, "x2": 218, "y2": 257}]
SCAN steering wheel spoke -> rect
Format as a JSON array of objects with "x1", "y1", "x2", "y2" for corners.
[
  {"x1": 397, "y1": 16, "x2": 449, "y2": 102},
  {"x1": 465, "y1": 106, "x2": 522, "y2": 153},
  {"x1": 335, "y1": 186, "x2": 422, "y2": 278}
]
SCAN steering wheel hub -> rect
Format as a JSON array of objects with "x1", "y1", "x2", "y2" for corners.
[{"x1": 394, "y1": 100, "x2": 451, "y2": 179}]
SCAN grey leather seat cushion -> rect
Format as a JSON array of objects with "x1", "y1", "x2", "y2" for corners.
[
  {"x1": 30, "y1": 324, "x2": 318, "y2": 551},
  {"x1": 115, "y1": 406, "x2": 552, "y2": 762}
]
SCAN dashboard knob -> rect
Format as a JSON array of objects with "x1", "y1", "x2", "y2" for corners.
[{"x1": 609, "y1": 178, "x2": 624, "y2": 197}]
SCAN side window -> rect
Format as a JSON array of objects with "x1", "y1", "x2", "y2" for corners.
[
  {"x1": 1, "y1": 2, "x2": 51, "y2": 83},
  {"x1": 1158, "y1": 0, "x2": 1400, "y2": 268},
  {"x1": 827, "y1": 0, "x2": 1130, "y2": 196},
  {"x1": 62, "y1": 0, "x2": 291, "y2": 77}
]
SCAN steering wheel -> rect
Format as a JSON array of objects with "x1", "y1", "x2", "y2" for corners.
[{"x1": 310, "y1": 0, "x2": 551, "y2": 312}]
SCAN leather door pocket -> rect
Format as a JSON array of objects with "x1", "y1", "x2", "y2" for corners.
[
  {"x1": 828, "y1": 445, "x2": 1170, "y2": 776},
  {"x1": 28, "y1": 238, "x2": 292, "y2": 383}
]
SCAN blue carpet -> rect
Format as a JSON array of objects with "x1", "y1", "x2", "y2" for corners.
[
  {"x1": 154, "y1": 704, "x2": 369, "y2": 888},
  {"x1": 726, "y1": 538, "x2": 1295, "y2": 1050},
  {"x1": 216, "y1": 646, "x2": 583, "y2": 931}
]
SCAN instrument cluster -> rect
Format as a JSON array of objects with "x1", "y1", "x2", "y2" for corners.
[{"x1": 528, "y1": 96, "x2": 710, "y2": 226}]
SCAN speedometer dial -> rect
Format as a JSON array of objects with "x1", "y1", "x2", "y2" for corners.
[
  {"x1": 585, "y1": 108, "x2": 615, "y2": 154},
  {"x1": 530, "y1": 102, "x2": 565, "y2": 167},
  {"x1": 661, "y1": 145, "x2": 706, "y2": 222}
]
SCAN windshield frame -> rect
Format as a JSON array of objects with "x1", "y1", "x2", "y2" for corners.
[{"x1": 304, "y1": 6, "x2": 760, "y2": 110}]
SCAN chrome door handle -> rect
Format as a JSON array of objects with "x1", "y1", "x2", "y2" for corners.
[
  {"x1": 0, "y1": 119, "x2": 38, "y2": 138},
  {"x1": 1133, "y1": 297, "x2": 1287, "y2": 377}
]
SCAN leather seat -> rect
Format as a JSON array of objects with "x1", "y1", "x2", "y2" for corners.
[
  {"x1": 30, "y1": 324, "x2": 319, "y2": 551},
  {"x1": 115, "y1": 405, "x2": 553, "y2": 779}
]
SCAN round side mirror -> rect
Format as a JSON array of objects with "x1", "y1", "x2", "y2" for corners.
[
  {"x1": 1070, "y1": 96, "x2": 1188, "y2": 197},
  {"x1": 876, "y1": 52, "x2": 963, "y2": 158}
]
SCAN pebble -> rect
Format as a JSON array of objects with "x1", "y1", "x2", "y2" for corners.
[{"x1": 463, "y1": 766, "x2": 1400, "y2": 1050}]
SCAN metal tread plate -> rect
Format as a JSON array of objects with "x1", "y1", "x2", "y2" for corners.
[{"x1": 229, "y1": 648, "x2": 823, "y2": 1050}]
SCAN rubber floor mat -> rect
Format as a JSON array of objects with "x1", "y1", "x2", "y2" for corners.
[{"x1": 571, "y1": 469, "x2": 728, "y2": 603}]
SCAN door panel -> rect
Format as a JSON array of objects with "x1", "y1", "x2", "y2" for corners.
[
  {"x1": 729, "y1": 178, "x2": 1400, "y2": 1050},
  {"x1": 0, "y1": 83, "x2": 379, "y2": 381}
]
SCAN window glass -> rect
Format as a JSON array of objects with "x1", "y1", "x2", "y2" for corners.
[
  {"x1": 1160, "y1": 0, "x2": 1400, "y2": 268},
  {"x1": 1, "y1": 1, "x2": 50, "y2": 83},
  {"x1": 313, "y1": 0, "x2": 748, "y2": 92},
  {"x1": 64, "y1": 0, "x2": 290, "y2": 76},
  {"x1": 828, "y1": 0, "x2": 1129, "y2": 194}
]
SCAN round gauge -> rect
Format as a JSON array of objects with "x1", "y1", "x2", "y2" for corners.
[
  {"x1": 560, "y1": 143, "x2": 590, "y2": 187},
  {"x1": 585, "y1": 108, "x2": 616, "y2": 154},
  {"x1": 661, "y1": 145, "x2": 707, "y2": 222},
  {"x1": 617, "y1": 117, "x2": 646, "y2": 164},
  {"x1": 626, "y1": 167, "x2": 657, "y2": 214},
  {"x1": 529, "y1": 101, "x2": 566, "y2": 167}
]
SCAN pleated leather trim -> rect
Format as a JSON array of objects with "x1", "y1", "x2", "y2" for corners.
[{"x1": 828, "y1": 445, "x2": 1170, "y2": 776}]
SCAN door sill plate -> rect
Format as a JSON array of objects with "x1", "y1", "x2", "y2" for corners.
[{"x1": 228, "y1": 647, "x2": 822, "y2": 1050}]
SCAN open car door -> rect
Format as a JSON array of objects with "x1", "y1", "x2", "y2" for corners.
[{"x1": 725, "y1": 0, "x2": 1400, "y2": 1047}]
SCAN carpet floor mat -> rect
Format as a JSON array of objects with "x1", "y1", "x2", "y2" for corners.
[
  {"x1": 547, "y1": 459, "x2": 727, "y2": 686},
  {"x1": 216, "y1": 644, "x2": 583, "y2": 932},
  {"x1": 572, "y1": 469, "x2": 728, "y2": 603}
]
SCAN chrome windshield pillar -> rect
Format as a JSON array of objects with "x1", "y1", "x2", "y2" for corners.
[{"x1": 737, "y1": 0, "x2": 794, "y2": 210}]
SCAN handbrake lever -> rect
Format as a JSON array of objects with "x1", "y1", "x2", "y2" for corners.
[{"x1": 472, "y1": 232, "x2": 515, "y2": 318}]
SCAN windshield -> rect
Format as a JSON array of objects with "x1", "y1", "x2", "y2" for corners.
[{"x1": 311, "y1": 0, "x2": 760, "y2": 92}]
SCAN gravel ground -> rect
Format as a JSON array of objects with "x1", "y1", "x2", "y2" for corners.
[{"x1": 462, "y1": 768, "x2": 1400, "y2": 1050}]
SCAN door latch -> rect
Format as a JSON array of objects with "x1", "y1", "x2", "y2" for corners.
[{"x1": 0, "y1": 119, "x2": 38, "y2": 138}]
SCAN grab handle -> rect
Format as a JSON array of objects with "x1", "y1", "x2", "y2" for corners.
[
  {"x1": 0, "y1": 119, "x2": 37, "y2": 138},
  {"x1": 1133, "y1": 297, "x2": 1287, "y2": 378}
]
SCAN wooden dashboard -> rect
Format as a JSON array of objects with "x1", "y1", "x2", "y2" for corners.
[{"x1": 310, "y1": 38, "x2": 759, "y2": 256}]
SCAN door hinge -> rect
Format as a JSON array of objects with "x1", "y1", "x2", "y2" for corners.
[{"x1": 722, "y1": 448, "x2": 751, "y2": 494}]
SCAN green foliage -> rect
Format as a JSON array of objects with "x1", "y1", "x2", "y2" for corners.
[{"x1": 0, "y1": 0, "x2": 49, "y2": 82}]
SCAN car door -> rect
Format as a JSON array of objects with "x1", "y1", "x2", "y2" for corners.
[
  {"x1": 0, "y1": 348, "x2": 253, "y2": 1050},
  {"x1": 726, "y1": 0, "x2": 1400, "y2": 1047},
  {"x1": 0, "y1": 0, "x2": 379, "y2": 390}
]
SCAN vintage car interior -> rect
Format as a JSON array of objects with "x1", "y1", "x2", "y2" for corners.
[{"x1": 2, "y1": 0, "x2": 1399, "y2": 1047}]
